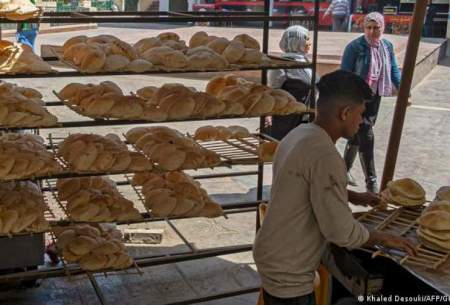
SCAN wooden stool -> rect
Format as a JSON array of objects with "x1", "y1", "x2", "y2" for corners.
[{"x1": 256, "y1": 203, "x2": 330, "y2": 305}]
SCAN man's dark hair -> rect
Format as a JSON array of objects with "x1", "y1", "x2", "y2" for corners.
[{"x1": 316, "y1": 70, "x2": 373, "y2": 112}]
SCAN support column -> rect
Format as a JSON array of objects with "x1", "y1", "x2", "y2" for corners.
[{"x1": 380, "y1": 0, "x2": 428, "y2": 190}]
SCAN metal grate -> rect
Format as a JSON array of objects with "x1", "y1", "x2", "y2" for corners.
[
  {"x1": 400, "y1": 244, "x2": 450, "y2": 270},
  {"x1": 193, "y1": 134, "x2": 269, "y2": 166},
  {"x1": 40, "y1": 173, "x2": 260, "y2": 226},
  {"x1": 359, "y1": 205, "x2": 450, "y2": 270},
  {"x1": 49, "y1": 228, "x2": 143, "y2": 279}
]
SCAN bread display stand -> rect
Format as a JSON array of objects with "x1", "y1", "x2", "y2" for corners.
[
  {"x1": 335, "y1": 203, "x2": 450, "y2": 298},
  {"x1": 0, "y1": 7, "x2": 320, "y2": 304}
]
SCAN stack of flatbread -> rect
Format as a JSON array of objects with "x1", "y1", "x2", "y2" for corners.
[
  {"x1": 418, "y1": 201, "x2": 450, "y2": 251},
  {"x1": 55, "y1": 224, "x2": 133, "y2": 271},
  {"x1": 187, "y1": 32, "x2": 268, "y2": 68},
  {"x1": 132, "y1": 171, "x2": 223, "y2": 218},
  {"x1": 0, "y1": 81, "x2": 57, "y2": 127},
  {"x1": 57, "y1": 176, "x2": 142, "y2": 222},
  {"x1": 0, "y1": 133, "x2": 62, "y2": 180},
  {"x1": 0, "y1": 40, "x2": 52, "y2": 74},
  {"x1": 125, "y1": 126, "x2": 221, "y2": 171},
  {"x1": 62, "y1": 35, "x2": 153, "y2": 73},
  {"x1": 0, "y1": 0, "x2": 40, "y2": 20},
  {"x1": 381, "y1": 178, "x2": 426, "y2": 207},
  {"x1": 59, "y1": 81, "x2": 227, "y2": 121},
  {"x1": 206, "y1": 74, "x2": 307, "y2": 116},
  {"x1": 0, "y1": 181, "x2": 49, "y2": 235},
  {"x1": 59, "y1": 31, "x2": 282, "y2": 73},
  {"x1": 435, "y1": 186, "x2": 450, "y2": 201},
  {"x1": 193, "y1": 125, "x2": 251, "y2": 141},
  {"x1": 135, "y1": 83, "x2": 226, "y2": 120},
  {"x1": 58, "y1": 81, "x2": 153, "y2": 120},
  {"x1": 57, "y1": 133, "x2": 152, "y2": 173}
]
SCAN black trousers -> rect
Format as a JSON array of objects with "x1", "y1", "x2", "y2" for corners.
[
  {"x1": 263, "y1": 290, "x2": 315, "y2": 305},
  {"x1": 348, "y1": 94, "x2": 381, "y2": 154},
  {"x1": 347, "y1": 94, "x2": 381, "y2": 183}
]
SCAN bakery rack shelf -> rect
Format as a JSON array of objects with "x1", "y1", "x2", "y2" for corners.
[
  {"x1": 0, "y1": 1, "x2": 320, "y2": 304},
  {"x1": 42, "y1": 172, "x2": 263, "y2": 226},
  {"x1": 0, "y1": 92, "x2": 314, "y2": 130},
  {"x1": 0, "y1": 132, "x2": 274, "y2": 182},
  {"x1": 0, "y1": 11, "x2": 314, "y2": 24},
  {"x1": 0, "y1": 58, "x2": 313, "y2": 79},
  {"x1": 0, "y1": 243, "x2": 253, "y2": 283}
]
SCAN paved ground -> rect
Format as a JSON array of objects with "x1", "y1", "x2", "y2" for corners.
[{"x1": 0, "y1": 26, "x2": 449, "y2": 305}]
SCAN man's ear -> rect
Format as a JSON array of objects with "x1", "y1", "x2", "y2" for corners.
[{"x1": 339, "y1": 105, "x2": 351, "y2": 121}]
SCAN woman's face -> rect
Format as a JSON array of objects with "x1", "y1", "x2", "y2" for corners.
[
  {"x1": 304, "y1": 37, "x2": 312, "y2": 54},
  {"x1": 364, "y1": 20, "x2": 382, "y2": 41}
]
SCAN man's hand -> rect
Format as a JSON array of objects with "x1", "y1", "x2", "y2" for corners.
[
  {"x1": 381, "y1": 235, "x2": 417, "y2": 256},
  {"x1": 348, "y1": 190, "x2": 381, "y2": 207},
  {"x1": 366, "y1": 231, "x2": 417, "y2": 257}
]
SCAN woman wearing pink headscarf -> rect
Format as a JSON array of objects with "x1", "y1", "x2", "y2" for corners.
[{"x1": 341, "y1": 12, "x2": 401, "y2": 193}]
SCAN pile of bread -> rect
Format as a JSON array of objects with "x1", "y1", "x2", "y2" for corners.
[
  {"x1": 194, "y1": 125, "x2": 251, "y2": 141},
  {"x1": 62, "y1": 35, "x2": 153, "y2": 73},
  {"x1": 126, "y1": 126, "x2": 221, "y2": 171},
  {"x1": 58, "y1": 81, "x2": 224, "y2": 121},
  {"x1": 0, "y1": 81, "x2": 57, "y2": 127},
  {"x1": 135, "y1": 83, "x2": 226, "y2": 120},
  {"x1": 206, "y1": 74, "x2": 307, "y2": 116},
  {"x1": 0, "y1": 133, "x2": 62, "y2": 180},
  {"x1": 57, "y1": 176, "x2": 141, "y2": 222},
  {"x1": 57, "y1": 74, "x2": 306, "y2": 121},
  {"x1": 0, "y1": 181, "x2": 49, "y2": 235},
  {"x1": 0, "y1": 40, "x2": 52, "y2": 74},
  {"x1": 435, "y1": 186, "x2": 450, "y2": 201},
  {"x1": 58, "y1": 133, "x2": 152, "y2": 173},
  {"x1": 0, "y1": 0, "x2": 40, "y2": 20},
  {"x1": 55, "y1": 224, "x2": 133, "y2": 271},
  {"x1": 58, "y1": 81, "x2": 152, "y2": 120},
  {"x1": 137, "y1": 31, "x2": 266, "y2": 69},
  {"x1": 381, "y1": 178, "x2": 426, "y2": 207},
  {"x1": 418, "y1": 199, "x2": 450, "y2": 252},
  {"x1": 132, "y1": 171, "x2": 223, "y2": 218},
  {"x1": 60, "y1": 32, "x2": 272, "y2": 73},
  {"x1": 186, "y1": 31, "x2": 268, "y2": 67}
]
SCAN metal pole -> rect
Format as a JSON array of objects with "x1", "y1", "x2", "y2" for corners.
[
  {"x1": 256, "y1": 0, "x2": 271, "y2": 230},
  {"x1": 380, "y1": 0, "x2": 427, "y2": 190},
  {"x1": 310, "y1": 0, "x2": 320, "y2": 107}
]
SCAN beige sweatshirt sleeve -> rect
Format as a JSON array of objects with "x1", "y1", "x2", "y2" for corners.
[{"x1": 309, "y1": 153, "x2": 369, "y2": 248}]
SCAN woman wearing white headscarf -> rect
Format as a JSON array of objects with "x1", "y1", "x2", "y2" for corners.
[{"x1": 266, "y1": 25, "x2": 318, "y2": 140}]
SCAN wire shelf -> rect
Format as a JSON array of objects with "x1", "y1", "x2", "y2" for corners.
[
  {"x1": 48, "y1": 229, "x2": 143, "y2": 279},
  {"x1": 359, "y1": 205, "x2": 450, "y2": 270},
  {"x1": 42, "y1": 173, "x2": 261, "y2": 227},
  {"x1": 0, "y1": 12, "x2": 315, "y2": 24},
  {"x1": 0, "y1": 131, "x2": 272, "y2": 182},
  {"x1": 12, "y1": 90, "x2": 313, "y2": 131}
]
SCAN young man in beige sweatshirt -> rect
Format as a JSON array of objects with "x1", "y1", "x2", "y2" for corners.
[{"x1": 253, "y1": 70, "x2": 416, "y2": 305}]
